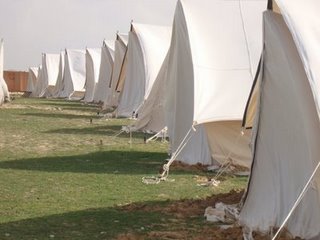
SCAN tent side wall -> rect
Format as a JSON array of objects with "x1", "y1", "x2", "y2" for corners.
[
  {"x1": 93, "y1": 43, "x2": 113, "y2": 103},
  {"x1": 104, "y1": 39, "x2": 127, "y2": 108},
  {"x1": 84, "y1": 49, "x2": 96, "y2": 102},
  {"x1": 32, "y1": 54, "x2": 46, "y2": 97},
  {"x1": 239, "y1": 11, "x2": 320, "y2": 239},
  {"x1": 133, "y1": 53, "x2": 169, "y2": 133},
  {"x1": 0, "y1": 38, "x2": 9, "y2": 104},
  {"x1": 52, "y1": 52, "x2": 65, "y2": 98},
  {"x1": 62, "y1": 50, "x2": 86, "y2": 99},
  {"x1": 165, "y1": 1, "x2": 212, "y2": 165},
  {"x1": 84, "y1": 48, "x2": 101, "y2": 103},
  {"x1": 26, "y1": 67, "x2": 39, "y2": 93},
  {"x1": 42, "y1": 54, "x2": 60, "y2": 97},
  {"x1": 116, "y1": 30, "x2": 145, "y2": 118}
]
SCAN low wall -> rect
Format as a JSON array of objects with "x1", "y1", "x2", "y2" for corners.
[{"x1": 4, "y1": 71, "x2": 28, "y2": 92}]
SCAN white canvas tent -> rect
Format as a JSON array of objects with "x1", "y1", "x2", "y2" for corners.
[
  {"x1": 0, "y1": 38, "x2": 9, "y2": 105},
  {"x1": 92, "y1": 41, "x2": 114, "y2": 103},
  {"x1": 59, "y1": 49, "x2": 86, "y2": 99},
  {"x1": 84, "y1": 48, "x2": 101, "y2": 103},
  {"x1": 103, "y1": 34, "x2": 128, "y2": 108},
  {"x1": 163, "y1": 0, "x2": 266, "y2": 166},
  {"x1": 32, "y1": 53, "x2": 60, "y2": 97},
  {"x1": 26, "y1": 67, "x2": 39, "y2": 93},
  {"x1": 239, "y1": 1, "x2": 320, "y2": 239},
  {"x1": 52, "y1": 51, "x2": 65, "y2": 98},
  {"x1": 116, "y1": 23, "x2": 172, "y2": 118}
]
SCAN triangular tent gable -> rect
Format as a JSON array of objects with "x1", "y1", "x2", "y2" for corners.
[
  {"x1": 103, "y1": 34, "x2": 128, "y2": 108},
  {"x1": 60, "y1": 49, "x2": 86, "y2": 99},
  {"x1": 164, "y1": 0, "x2": 266, "y2": 166},
  {"x1": 26, "y1": 67, "x2": 39, "y2": 93},
  {"x1": 240, "y1": 1, "x2": 320, "y2": 239},
  {"x1": 116, "y1": 23, "x2": 172, "y2": 118},
  {"x1": 93, "y1": 40, "x2": 114, "y2": 103},
  {"x1": 84, "y1": 48, "x2": 102, "y2": 102}
]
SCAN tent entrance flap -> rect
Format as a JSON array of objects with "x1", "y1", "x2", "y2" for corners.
[{"x1": 204, "y1": 121, "x2": 251, "y2": 169}]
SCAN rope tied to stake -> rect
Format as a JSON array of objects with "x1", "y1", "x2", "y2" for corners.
[{"x1": 142, "y1": 126, "x2": 196, "y2": 184}]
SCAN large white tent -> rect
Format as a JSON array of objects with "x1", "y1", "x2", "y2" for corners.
[
  {"x1": 92, "y1": 41, "x2": 114, "y2": 103},
  {"x1": 26, "y1": 67, "x2": 39, "y2": 93},
  {"x1": 52, "y1": 51, "x2": 65, "y2": 98},
  {"x1": 239, "y1": 1, "x2": 320, "y2": 239},
  {"x1": 84, "y1": 48, "x2": 101, "y2": 103},
  {"x1": 103, "y1": 34, "x2": 128, "y2": 108},
  {"x1": 32, "y1": 53, "x2": 60, "y2": 97},
  {"x1": 163, "y1": 0, "x2": 266, "y2": 166},
  {"x1": 116, "y1": 23, "x2": 172, "y2": 118},
  {"x1": 0, "y1": 39, "x2": 9, "y2": 105},
  {"x1": 59, "y1": 49, "x2": 86, "y2": 99}
]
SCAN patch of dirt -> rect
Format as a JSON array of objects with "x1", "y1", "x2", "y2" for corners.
[
  {"x1": 167, "y1": 161, "x2": 249, "y2": 174},
  {"x1": 169, "y1": 161, "x2": 208, "y2": 172},
  {"x1": 114, "y1": 226, "x2": 301, "y2": 240},
  {"x1": 119, "y1": 190, "x2": 243, "y2": 219},
  {"x1": 116, "y1": 191, "x2": 302, "y2": 240},
  {"x1": 115, "y1": 233, "x2": 144, "y2": 240}
]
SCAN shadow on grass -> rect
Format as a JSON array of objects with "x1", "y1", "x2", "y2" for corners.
[
  {"x1": 0, "y1": 192, "x2": 240, "y2": 240},
  {"x1": 22, "y1": 112, "x2": 100, "y2": 120},
  {"x1": 44, "y1": 125, "x2": 147, "y2": 139},
  {"x1": 0, "y1": 150, "x2": 168, "y2": 175},
  {"x1": 0, "y1": 206, "x2": 166, "y2": 240},
  {"x1": 38, "y1": 100, "x2": 100, "y2": 112}
]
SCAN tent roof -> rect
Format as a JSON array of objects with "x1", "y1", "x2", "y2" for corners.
[
  {"x1": 92, "y1": 41, "x2": 114, "y2": 103},
  {"x1": 131, "y1": 22, "x2": 172, "y2": 99},
  {"x1": 177, "y1": 0, "x2": 266, "y2": 124},
  {"x1": 117, "y1": 33, "x2": 129, "y2": 45},
  {"x1": 103, "y1": 40, "x2": 115, "y2": 60}
]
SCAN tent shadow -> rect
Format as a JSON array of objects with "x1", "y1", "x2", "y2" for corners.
[
  {"x1": 0, "y1": 150, "x2": 168, "y2": 175},
  {"x1": 0, "y1": 206, "x2": 166, "y2": 240},
  {"x1": 22, "y1": 112, "x2": 100, "y2": 120},
  {"x1": 44, "y1": 125, "x2": 148, "y2": 139},
  {"x1": 25, "y1": 98, "x2": 100, "y2": 112}
]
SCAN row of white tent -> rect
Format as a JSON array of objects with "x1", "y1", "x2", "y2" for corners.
[
  {"x1": 27, "y1": 34, "x2": 127, "y2": 104},
  {"x1": 24, "y1": 0, "x2": 320, "y2": 238}
]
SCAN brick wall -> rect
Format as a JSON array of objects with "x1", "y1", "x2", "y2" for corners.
[{"x1": 3, "y1": 71, "x2": 28, "y2": 92}]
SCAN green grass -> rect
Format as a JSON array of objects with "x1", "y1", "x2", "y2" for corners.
[{"x1": 0, "y1": 96, "x2": 247, "y2": 239}]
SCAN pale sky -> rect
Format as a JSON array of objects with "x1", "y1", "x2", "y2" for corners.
[{"x1": 0, "y1": 0, "x2": 177, "y2": 71}]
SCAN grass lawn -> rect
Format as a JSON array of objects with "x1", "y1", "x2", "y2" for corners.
[{"x1": 0, "y1": 96, "x2": 247, "y2": 240}]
